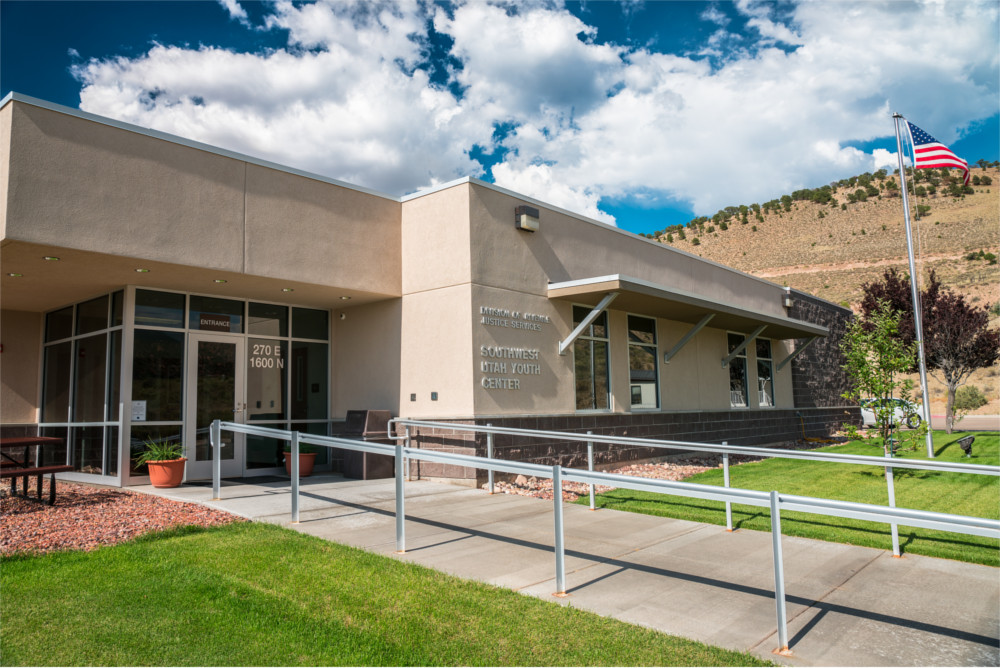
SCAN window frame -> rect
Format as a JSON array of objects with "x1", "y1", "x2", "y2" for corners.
[
  {"x1": 626, "y1": 312, "x2": 659, "y2": 411},
  {"x1": 571, "y1": 304, "x2": 612, "y2": 412},
  {"x1": 726, "y1": 331, "x2": 750, "y2": 409}
]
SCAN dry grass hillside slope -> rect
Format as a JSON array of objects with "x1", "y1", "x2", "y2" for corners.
[{"x1": 655, "y1": 165, "x2": 1000, "y2": 418}]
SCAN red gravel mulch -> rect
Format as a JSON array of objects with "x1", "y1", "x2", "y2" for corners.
[{"x1": 1, "y1": 481, "x2": 244, "y2": 556}]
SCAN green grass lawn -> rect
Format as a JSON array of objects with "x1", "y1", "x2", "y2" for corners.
[
  {"x1": 0, "y1": 522, "x2": 770, "y2": 667},
  {"x1": 581, "y1": 431, "x2": 999, "y2": 566}
]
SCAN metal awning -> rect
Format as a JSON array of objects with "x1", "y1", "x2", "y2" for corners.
[{"x1": 548, "y1": 274, "x2": 828, "y2": 341}]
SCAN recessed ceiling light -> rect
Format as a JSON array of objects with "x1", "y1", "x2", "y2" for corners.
[
  {"x1": 43, "y1": 256, "x2": 60, "y2": 261},
  {"x1": 7, "y1": 273, "x2": 23, "y2": 277},
  {"x1": 282, "y1": 288, "x2": 294, "y2": 292},
  {"x1": 214, "y1": 279, "x2": 227, "y2": 284},
  {"x1": 340, "y1": 296, "x2": 351, "y2": 300},
  {"x1": 135, "y1": 268, "x2": 150, "y2": 273}
]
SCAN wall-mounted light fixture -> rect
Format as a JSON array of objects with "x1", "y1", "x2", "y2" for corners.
[
  {"x1": 515, "y1": 205, "x2": 539, "y2": 232},
  {"x1": 783, "y1": 286, "x2": 793, "y2": 309}
]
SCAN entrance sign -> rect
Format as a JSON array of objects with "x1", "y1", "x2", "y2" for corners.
[
  {"x1": 199, "y1": 314, "x2": 232, "y2": 332},
  {"x1": 131, "y1": 400, "x2": 147, "y2": 422}
]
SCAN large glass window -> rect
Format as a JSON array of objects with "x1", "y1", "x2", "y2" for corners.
[
  {"x1": 132, "y1": 330, "x2": 185, "y2": 422},
  {"x1": 248, "y1": 339, "x2": 287, "y2": 421},
  {"x1": 249, "y1": 303, "x2": 288, "y2": 337},
  {"x1": 728, "y1": 333, "x2": 749, "y2": 408},
  {"x1": 45, "y1": 306, "x2": 73, "y2": 342},
  {"x1": 628, "y1": 315, "x2": 658, "y2": 409},
  {"x1": 757, "y1": 339, "x2": 774, "y2": 408},
  {"x1": 291, "y1": 342, "x2": 328, "y2": 419},
  {"x1": 135, "y1": 289, "x2": 185, "y2": 328},
  {"x1": 42, "y1": 342, "x2": 72, "y2": 422},
  {"x1": 573, "y1": 306, "x2": 610, "y2": 411},
  {"x1": 293, "y1": 308, "x2": 329, "y2": 340},
  {"x1": 76, "y1": 295, "x2": 109, "y2": 336},
  {"x1": 41, "y1": 293, "x2": 124, "y2": 478},
  {"x1": 73, "y1": 334, "x2": 108, "y2": 422}
]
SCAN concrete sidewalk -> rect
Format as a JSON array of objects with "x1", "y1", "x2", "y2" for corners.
[{"x1": 138, "y1": 475, "x2": 1000, "y2": 667}]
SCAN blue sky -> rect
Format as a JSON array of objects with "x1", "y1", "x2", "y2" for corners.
[{"x1": 3, "y1": 0, "x2": 997, "y2": 234}]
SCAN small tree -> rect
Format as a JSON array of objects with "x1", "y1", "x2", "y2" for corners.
[
  {"x1": 841, "y1": 301, "x2": 921, "y2": 452},
  {"x1": 860, "y1": 269, "x2": 1000, "y2": 433}
]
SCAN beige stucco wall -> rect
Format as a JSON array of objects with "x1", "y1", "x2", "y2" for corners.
[
  {"x1": 399, "y1": 284, "x2": 475, "y2": 417},
  {"x1": 2, "y1": 100, "x2": 401, "y2": 295},
  {"x1": 466, "y1": 182, "x2": 786, "y2": 316},
  {"x1": 471, "y1": 284, "x2": 574, "y2": 415},
  {"x1": 0, "y1": 309, "x2": 41, "y2": 423},
  {"x1": 332, "y1": 299, "x2": 402, "y2": 417},
  {"x1": 400, "y1": 184, "x2": 470, "y2": 295},
  {"x1": 245, "y1": 165, "x2": 400, "y2": 294},
  {"x1": 0, "y1": 102, "x2": 11, "y2": 240}
]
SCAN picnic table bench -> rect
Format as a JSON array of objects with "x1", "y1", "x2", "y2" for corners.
[{"x1": 1, "y1": 437, "x2": 73, "y2": 505}]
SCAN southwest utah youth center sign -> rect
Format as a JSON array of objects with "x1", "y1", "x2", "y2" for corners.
[{"x1": 478, "y1": 305, "x2": 550, "y2": 390}]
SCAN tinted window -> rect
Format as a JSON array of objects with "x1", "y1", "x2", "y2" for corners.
[{"x1": 135, "y1": 290, "x2": 185, "y2": 328}]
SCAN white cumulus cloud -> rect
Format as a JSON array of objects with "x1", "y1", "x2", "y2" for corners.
[{"x1": 70, "y1": 0, "x2": 998, "y2": 223}]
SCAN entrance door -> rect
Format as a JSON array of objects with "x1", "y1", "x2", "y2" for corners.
[{"x1": 185, "y1": 334, "x2": 246, "y2": 480}]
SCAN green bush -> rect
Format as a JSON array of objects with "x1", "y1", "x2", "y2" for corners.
[{"x1": 955, "y1": 385, "x2": 989, "y2": 411}]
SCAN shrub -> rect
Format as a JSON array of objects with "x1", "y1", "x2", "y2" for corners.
[
  {"x1": 916, "y1": 204, "x2": 931, "y2": 216},
  {"x1": 691, "y1": 237, "x2": 701, "y2": 246},
  {"x1": 954, "y1": 385, "x2": 988, "y2": 411}
]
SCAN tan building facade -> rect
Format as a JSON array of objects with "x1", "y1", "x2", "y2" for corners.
[{"x1": 1, "y1": 93, "x2": 857, "y2": 487}]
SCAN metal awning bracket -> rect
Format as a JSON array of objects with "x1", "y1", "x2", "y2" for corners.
[
  {"x1": 721, "y1": 325, "x2": 766, "y2": 368},
  {"x1": 558, "y1": 292, "x2": 619, "y2": 355},
  {"x1": 664, "y1": 313, "x2": 715, "y2": 363},
  {"x1": 776, "y1": 336, "x2": 818, "y2": 371}
]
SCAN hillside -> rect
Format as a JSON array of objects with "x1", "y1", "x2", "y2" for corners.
[
  {"x1": 653, "y1": 165, "x2": 1000, "y2": 417},
  {"x1": 655, "y1": 165, "x2": 999, "y2": 308}
]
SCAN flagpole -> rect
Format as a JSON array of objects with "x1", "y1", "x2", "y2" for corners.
[{"x1": 893, "y1": 112, "x2": 935, "y2": 458}]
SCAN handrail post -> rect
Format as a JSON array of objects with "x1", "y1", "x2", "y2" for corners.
[
  {"x1": 290, "y1": 431, "x2": 300, "y2": 524},
  {"x1": 587, "y1": 431, "x2": 595, "y2": 511},
  {"x1": 723, "y1": 442, "x2": 732, "y2": 531},
  {"x1": 211, "y1": 419, "x2": 221, "y2": 500},
  {"x1": 886, "y1": 449, "x2": 900, "y2": 557},
  {"x1": 770, "y1": 491, "x2": 790, "y2": 655},
  {"x1": 553, "y1": 464, "x2": 567, "y2": 596},
  {"x1": 487, "y1": 424, "x2": 494, "y2": 494},
  {"x1": 395, "y1": 443, "x2": 406, "y2": 553},
  {"x1": 404, "y1": 425, "x2": 411, "y2": 481}
]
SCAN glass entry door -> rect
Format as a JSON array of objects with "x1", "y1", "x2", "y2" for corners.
[{"x1": 185, "y1": 334, "x2": 246, "y2": 480}]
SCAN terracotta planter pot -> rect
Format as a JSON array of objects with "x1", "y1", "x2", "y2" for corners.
[
  {"x1": 284, "y1": 452, "x2": 317, "y2": 477},
  {"x1": 147, "y1": 458, "x2": 187, "y2": 488}
]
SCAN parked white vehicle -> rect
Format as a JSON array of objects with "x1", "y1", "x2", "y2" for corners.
[{"x1": 860, "y1": 398, "x2": 923, "y2": 429}]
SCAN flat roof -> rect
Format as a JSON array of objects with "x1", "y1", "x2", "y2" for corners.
[{"x1": 548, "y1": 275, "x2": 828, "y2": 340}]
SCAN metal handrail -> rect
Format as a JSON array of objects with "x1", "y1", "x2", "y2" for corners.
[
  {"x1": 388, "y1": 418, "x2": 999, "y2": 476},
  {"x1": 208, "y1": 419, "x2": 999, "y2": 654}
]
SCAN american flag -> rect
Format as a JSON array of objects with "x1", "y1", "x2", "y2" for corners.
[{"x1": 906, "y1": 121, "x2": 970, "y2": 185}]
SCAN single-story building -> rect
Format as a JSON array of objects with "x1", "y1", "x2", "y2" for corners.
[{"x1": 0, "y1": 92, "x2": 858, "y2": 487}]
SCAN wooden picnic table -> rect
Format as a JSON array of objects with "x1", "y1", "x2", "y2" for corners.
[{"x1": 1, "y1": 436, "x2": 73, "y2": 505}]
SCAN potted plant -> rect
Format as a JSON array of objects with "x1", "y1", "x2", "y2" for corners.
[
  {"x1": 135, "y1": 438, "x2": 186, "y2": 488},
  {"x1": 284, "y1": 443, "x2": 319, "y2": 477}
]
